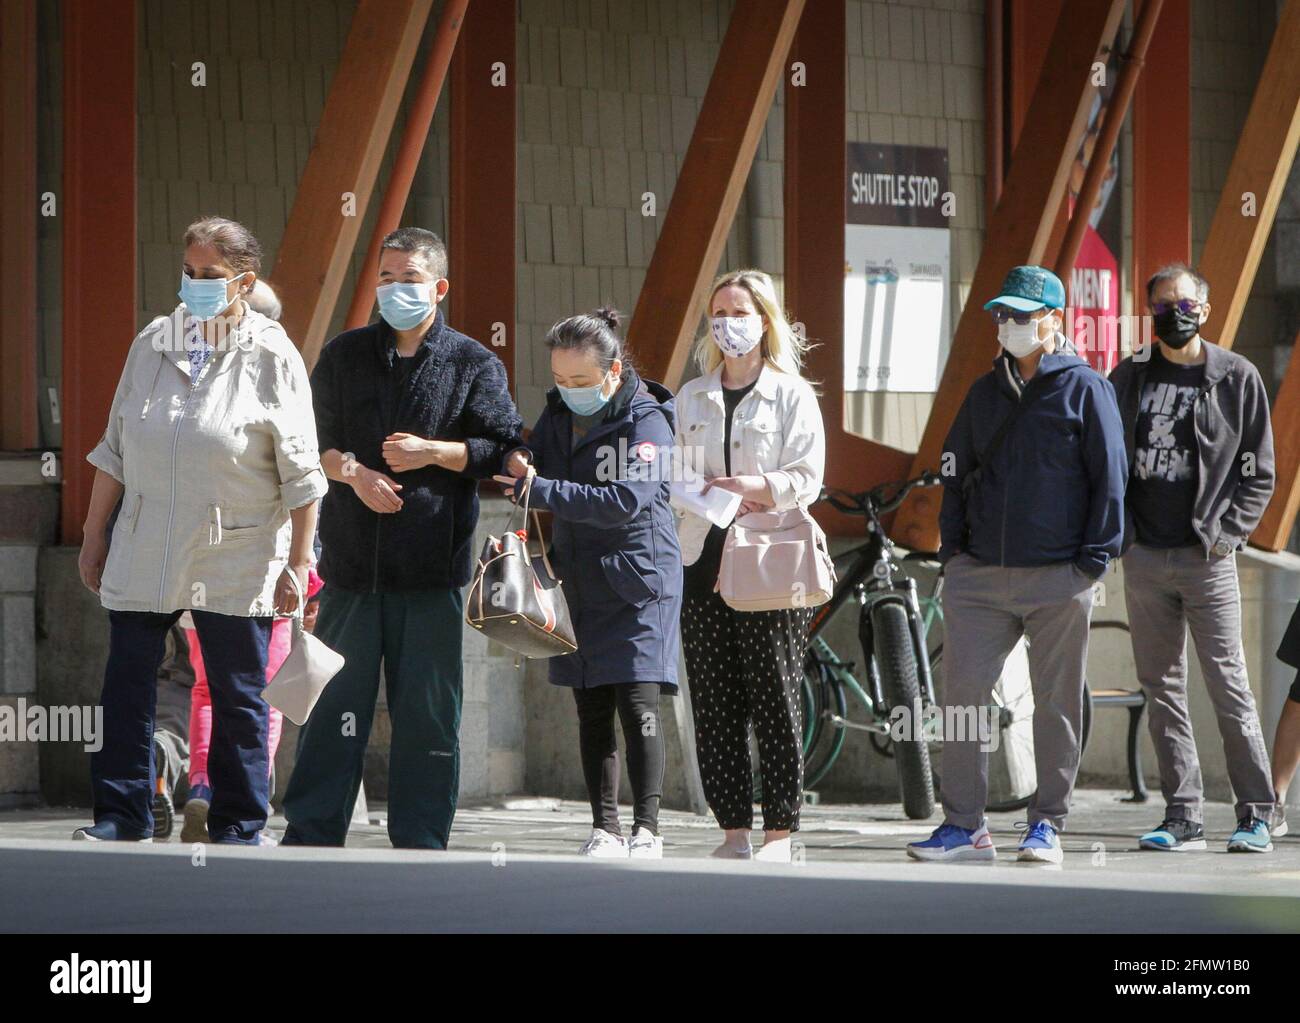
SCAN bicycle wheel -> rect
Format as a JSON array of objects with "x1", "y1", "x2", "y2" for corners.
[
  {"x1": 871, "y1": 600, "x2": 935, "y2": 819},
  {"x1": 803, "y1": 654, "x2": 849, "y2": 790}
]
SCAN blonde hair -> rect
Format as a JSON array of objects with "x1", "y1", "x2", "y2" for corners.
[{"x1": 694, "y1": 269, "x2": 808, "y2": 377}]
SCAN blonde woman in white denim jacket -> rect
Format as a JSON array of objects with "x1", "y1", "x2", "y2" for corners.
[
  {"x1": 673, "y1": 269, "x2": 825, "y2": 863},
  {"x1": 74, "y1": 217, "x2": 327, "y2": 846}
]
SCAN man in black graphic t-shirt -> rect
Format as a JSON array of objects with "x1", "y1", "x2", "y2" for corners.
[
  {"x1": 1129, "y1": 349, "x2": 1203, "y2": 549},
  {"x1": 1109, "y1": 263, "x2": 1276, "y2": 855}
]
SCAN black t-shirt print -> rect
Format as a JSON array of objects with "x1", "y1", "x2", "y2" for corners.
[{"x1": 1130, "y1": 349, "x2": 1204, "y2": 548}]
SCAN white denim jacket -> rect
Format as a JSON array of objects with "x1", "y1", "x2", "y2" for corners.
[
  {"x1": 672, "y1": 362, "x2": 826, "y2": 565},
  {"x1": 88, "y1": 305, "x2": 328, "y2": 617}
]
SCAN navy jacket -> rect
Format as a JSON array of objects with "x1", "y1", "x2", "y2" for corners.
[
  {"x1": 938, "y1": 350, "x2": 1128, "y2": 578},
  {"x1": 311, "y1": 309, "x2": 523, "y2": 592},
  {"x1": 518, "y1": 369, "x2": 683, "y2": 690}
]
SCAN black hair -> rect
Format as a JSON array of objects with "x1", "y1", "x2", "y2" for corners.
[
  {"x1": 380, "y1": 227, "x2": 448, "y2": 280},
  {"x1": 1146, "y1": 262, "x2": 1208, "y2": 304},
  {"x1": 544, "y1": 307, "x2": 633, "y2": 378}
]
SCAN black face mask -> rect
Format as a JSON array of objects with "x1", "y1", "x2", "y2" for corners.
[{"x1": 1153, "y1": 308, "x2": 1200, "y2": 349}]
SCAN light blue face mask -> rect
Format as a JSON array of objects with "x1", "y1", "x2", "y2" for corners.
[
  {"x1": 179, "y1": 271, "x2": 247, "y2": 321},
  {"x1": 376, "y1": 281, "x2": 434, "y2": 331},
  {"x1": 557, "y1": 374, "x2": 613, "y2": 417}
]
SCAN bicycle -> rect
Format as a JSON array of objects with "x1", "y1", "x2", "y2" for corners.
[{"x1": 787, "y1": 473, "x2": 1123, "y2": 817}]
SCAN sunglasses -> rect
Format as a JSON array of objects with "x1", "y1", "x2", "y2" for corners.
[
  {"x1": 1150, "y1": 298, "x2": 1202, "y2": 316},
  {"x1": 988, "y1": 307, "x2": 1045, "y2": 326}
]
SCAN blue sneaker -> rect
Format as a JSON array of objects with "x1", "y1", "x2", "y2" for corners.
[
  {"x1": 72, "y1": 819, "x2": 152, "y2": 842},
  {"x1": 1139, "y1": 818, "x2": 1207, "y2": 852},
  {"x1": 1016, "y1": 820, "x2": 1063, "y2": 863},
  {"x1": 1227, "y1": 816, "x2": 1272, "y2": 853},
  {"x1": 907, "y1": 823, "x2": 996, "y2": 862}
]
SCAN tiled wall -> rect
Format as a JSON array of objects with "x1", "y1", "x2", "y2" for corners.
[
  {"x1": 1190, "y1": 0, "x2": 1281, "y2": 392},
  {"x1": 513, "y1": 0, "x2": 757, "y2": 421}
]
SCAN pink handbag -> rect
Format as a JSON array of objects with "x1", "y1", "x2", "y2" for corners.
[{"x1": 718, "y1": 507, "x2": 836, "y2": 611}]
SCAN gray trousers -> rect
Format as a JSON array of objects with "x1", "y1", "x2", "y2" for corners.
[
  {"x1": 1122, "y1": 543, "x2": 1274, "y2": 823},
  {"x1": 940, "y1": 555, "x2": 1095, "y2": 831}
]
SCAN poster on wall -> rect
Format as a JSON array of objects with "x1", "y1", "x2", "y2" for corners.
[{"x1": 844, "y1": 143, "x2": 952, "y2": 393}]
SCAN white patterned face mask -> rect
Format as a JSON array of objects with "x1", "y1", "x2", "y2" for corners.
[{"x1": 709, "y1": 315, "x2": 764, "y2": 358}]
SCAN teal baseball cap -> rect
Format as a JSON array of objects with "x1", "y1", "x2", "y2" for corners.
[{"x1": 983, "y1": 265, "x2": 1066, "y2": 313}]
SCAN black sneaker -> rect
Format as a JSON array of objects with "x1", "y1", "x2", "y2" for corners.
[
  {"x1": 1138, "y1": 818, "x2": 1206, "y2": 851},
  {"x1": 152, "y1": 790, "x2": 175, "y2": 840}
]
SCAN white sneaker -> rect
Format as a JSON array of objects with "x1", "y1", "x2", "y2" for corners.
[
  {"x1": 628, "y1": 827, "x2": 663, "y2": 859},
  {"x1": 579, "y1": 828, "x2": 629, "y2": 858},
  {"x1": 710, "y1": 839, "x2": 753, "y2": 859},
  {"x1": 754, "y1": 837, "x2": 792, "y2": 863}
]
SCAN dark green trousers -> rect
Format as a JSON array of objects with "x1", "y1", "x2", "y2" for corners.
[{"x1": 282, "y1": 586, "x2": 463, "y2": 849}]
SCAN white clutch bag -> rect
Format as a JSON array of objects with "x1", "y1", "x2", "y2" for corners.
[{"x1": 261, "y1": 570, "x2": 344, "y2": 726}]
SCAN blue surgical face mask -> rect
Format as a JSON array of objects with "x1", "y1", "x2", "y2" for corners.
[
  {"x1": 179, "y1": 271, "x2": 247, "y2": 321},
  {"x1": 376, "y1": 281, "x2": 434, "y2": 331},
  {"x1": 557, "y1": 373, "x2": 613, "y2": 417}
]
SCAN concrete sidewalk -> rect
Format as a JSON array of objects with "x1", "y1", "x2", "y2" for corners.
[{"x1": 2, "y1": 789, "x2": 1300, "y2": 932}]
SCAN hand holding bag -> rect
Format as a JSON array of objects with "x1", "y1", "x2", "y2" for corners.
[
  {"x1": 718, "y1": 505, "x2": 836, "y2": 612},
  {"x1": 465, "y1": 478, "x2": 577, "y2": 658},
  {"x1": 261, "y1": 569, "x2": 345, "y2": 726}
]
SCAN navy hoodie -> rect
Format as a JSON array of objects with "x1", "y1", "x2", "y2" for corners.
[
  {"x1": 938, "y1": 349, "x2": 1127, "y2": 577},
  {"x1": 520, "y1": 368, "x2": 683, "y2": 690}
]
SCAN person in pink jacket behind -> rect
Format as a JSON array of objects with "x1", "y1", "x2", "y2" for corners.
[{"x1": 181, "y1": 566, "x2": 324, "y2": 844}]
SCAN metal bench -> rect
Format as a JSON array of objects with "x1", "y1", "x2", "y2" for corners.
[{"x1": 1089, "y1": 687, "x2": 1149, "y2": 802}]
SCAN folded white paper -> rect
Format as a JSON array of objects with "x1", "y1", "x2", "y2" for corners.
[{"x1": 671, "y1": 478, "x2": 743, "y2": 528}]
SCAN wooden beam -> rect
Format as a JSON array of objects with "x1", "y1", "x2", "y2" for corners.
[
  {"x1": 61, "y1": 0, "x2": 136, "y2": 545},
  {"x1": 1254, "y1": 345, "x2": 1300, "y2": 551},
  {"x1": 628, "y1": 0, "x2": 806, "y2": 387},
  {"x1": 272, "y1": 0, "x2": 434, "y2": 369},
  {"x1": 784, "y1": 0, "x2": 912, "y2": 536},
  {"x1": 892, "y1": 0, "x2": 1124, "y2": 552},
  {"x1": 1, "y1": 0, "x2": 39, "y2": 450},
  {"x1": 449, "y1": 0, "x2": 517, "y2": 390},
  {"x1": 1198, "y1": 0, "x2": 1300, "y2": 351},
  {"x1": 345, "y1": 0, "x2": 467, "y2": 330},
  {"x1": 1132, "y1": 0, "x2": 1190, "y2": 304}
]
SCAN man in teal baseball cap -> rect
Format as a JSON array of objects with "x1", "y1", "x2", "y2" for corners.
[
  {"x1": 908, "y1": 263, "x2": 1127, "y2": 867},
  {"x1": 982, "y1": 264, "x2": 1068, "y2": 366}
]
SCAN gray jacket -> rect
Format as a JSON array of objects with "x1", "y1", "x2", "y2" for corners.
[{"x1": 1109, "y1": 339, "x2": 1274, "y2": 556}]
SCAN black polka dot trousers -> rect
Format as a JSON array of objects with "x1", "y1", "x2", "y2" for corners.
[{"x1": 682, "y1": 589, "x2": 813, "y2": 832}]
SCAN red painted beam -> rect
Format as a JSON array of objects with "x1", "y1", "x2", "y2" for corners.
[
  {"x1": 273, "y1": 0, "x2": 434, "y2": 370},
  {"x1": 449, "y1": 0, "x2": 517, "y2": 389},
  {"x1": 785, "y1": 0, "x2": 912, "y2": 537},
  {"x1": 346, "y1": 0, "x2": 468, "y2": 330},
  {"x1": 61, "y1": 0, "x2": 136, "y2": 545},
  {"x1": 1132, "y1": 0, "x2": 1190, "y2": 303},
  {"x1": 1, "y1": 0, "x2": 39, "y2": 451}
]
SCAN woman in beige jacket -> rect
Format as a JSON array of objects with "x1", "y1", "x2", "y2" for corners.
[{"x1": 74, "y1": 216, "x2": 327, "y2": 845}]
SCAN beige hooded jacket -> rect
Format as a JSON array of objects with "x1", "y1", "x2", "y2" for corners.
[{"x1": 88, "y1": 305, "x2": 328, "y2": 617}]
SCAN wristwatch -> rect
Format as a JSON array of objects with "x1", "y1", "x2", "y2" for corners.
[{"x1": 1211, "y1": 537, "x2": 1235, "y2": 558}]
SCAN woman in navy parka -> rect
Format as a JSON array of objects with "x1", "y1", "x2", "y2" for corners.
[{"x1": 500, "y1": 308, "x2": 682, "y2": 859}]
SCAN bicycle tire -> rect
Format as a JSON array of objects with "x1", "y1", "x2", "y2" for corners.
[
  {"x1": 871, "y1": 600, "x2": 935, "y2": 819},
  {"x1": 804, "y1": 658, "x2": 849, "y2": 790}
]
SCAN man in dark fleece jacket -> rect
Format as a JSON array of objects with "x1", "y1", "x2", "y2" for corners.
[
  {"x1": 282, "y1": 228, "x2": 522, "y2": 850},
  {"x1": 1110, "y1": 263, "x2": 1276, "y2": 855},
  {"x1": 908, "y1": 265, "x2": 1127, "y2": 867}
]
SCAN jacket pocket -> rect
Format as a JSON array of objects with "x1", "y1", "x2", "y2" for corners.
[{"x1": 599, "y1": 550, "x2": 658, "y2": 608}]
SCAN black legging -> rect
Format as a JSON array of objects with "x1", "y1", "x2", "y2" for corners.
[{"x1": 572, "y1": 683, "x2": 665, "y2": 836}]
